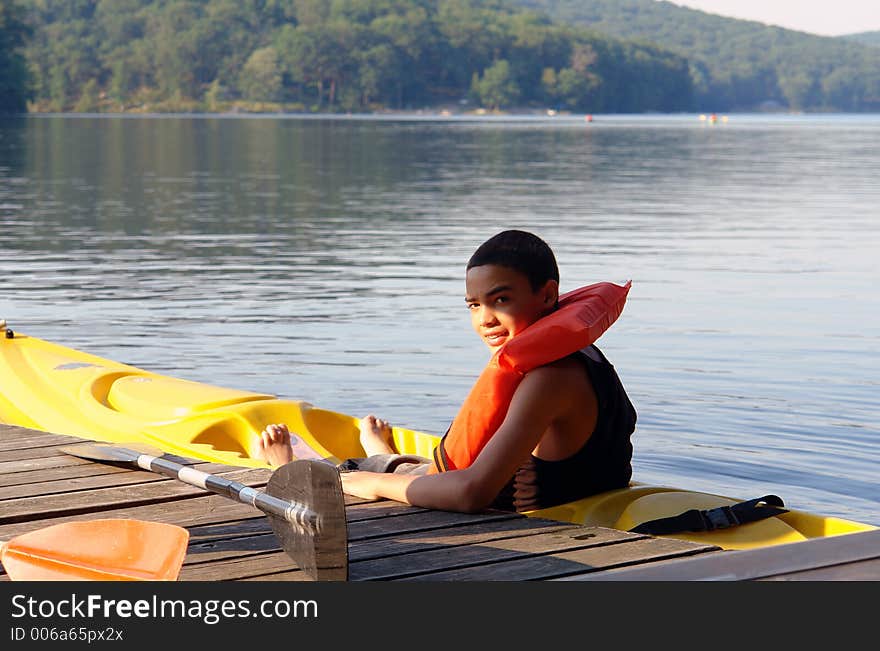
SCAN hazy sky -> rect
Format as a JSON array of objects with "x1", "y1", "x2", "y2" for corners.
[{"x1": 665, "y1": 1, "x2": 880, "y2": 36}]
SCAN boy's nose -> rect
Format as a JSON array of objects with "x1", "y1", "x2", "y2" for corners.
[{"x1": 479, "y1": 307, "x2": 498, "y2": 326}]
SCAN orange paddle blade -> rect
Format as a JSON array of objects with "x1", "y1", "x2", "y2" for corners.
[{"x1": 0, "y1": 519, "x2": 189, "y2": 581}]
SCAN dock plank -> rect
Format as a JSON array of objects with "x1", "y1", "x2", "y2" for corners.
[
  {"x1": 0, "y1": 467, "x2": 271, "y2": 523},
  {"x1": 0, "y1": 459, "x2": 140, "y2": 489},
  {"x1": 349, "y1": 526, "x2": 650, "y2": 581},
  {"x1": 0, "y1": 453, "x2": 88, "y2": 474},
  {"x1": 347, "y1": 517, "x2": 574, "y2": 561},
  {"x1": 0, "y1": 492, "x2": 266, "y2": 539},
  {"x1": 559, "y1": 528, "x2": 880, "y2": 581},
  {"x1": 0, "y1": 426, "x2": 84, "y2": 449},
  {"x1": 398, "y1": 535, "x2": 718, "y2": 581},
  {"x1": 0, "y1": 461, "x2": 262, "y2": 500},
  {"x1": 180, "y1": 551, "x2": 311, "y2": 581},
  {"x1": 763, "y1": 558, "x2": 880, "y2": 581}
]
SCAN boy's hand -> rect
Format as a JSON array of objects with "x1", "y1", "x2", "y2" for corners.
[{"x1": 339, "y1": 470, "x2": 384, "y2": 500}]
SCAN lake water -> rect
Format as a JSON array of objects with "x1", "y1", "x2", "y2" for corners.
[{"x1": 1, "y1": 113, "x2": 877, "y2": 526}]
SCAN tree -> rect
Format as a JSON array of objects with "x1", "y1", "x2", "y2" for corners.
[
  {"x1": 276, "y1": 24, "x2": 337, "y2": 107},
  {"x1": 34, "y1": 20, "x2": 100, "y2": 112},
  {"x1": 0, "y1": 0, "x2": 33, "y2": 113},
  {"x1": 540, "y1": 67, "x2": 557, "y2": 105},
  {"x1": 777, "y1": 68, "x2": 820, "y2": 110},
  {"x1": 471, "y1": 59, "x2": 520, "y2": 110},
  {"x1": 151, "y1": 1, "x2": 205, "y2": 97},
  {"x1": 73, "y1": 78, "x2": 100, "y2": 112},
  {"x1": 238, "y1": 47, "x2": 283, "y2": 102},
  {"x1": 437, "y1": 0, "x2": 509, "y2": 77},
  {"x1": 369, "y1": 5, "x2": 437, "y2": 108},
  {"x1": 292, "y1": 0, "x2": 330, "y2": 26},
  {"x1": 355, "y1": 42, "x2": 397, "y2": 107}
]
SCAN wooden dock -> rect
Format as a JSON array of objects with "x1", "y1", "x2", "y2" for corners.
[{"x1": 2, "y1": 423, "x2": 877, "y2": 582}]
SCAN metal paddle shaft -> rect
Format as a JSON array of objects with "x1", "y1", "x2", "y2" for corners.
[
  {"x1": 142, "y1": 452, "x2": 320, "y2": 534},
  {"x1": 60, "y1": 443, "x2": 348, "y2": 581}
]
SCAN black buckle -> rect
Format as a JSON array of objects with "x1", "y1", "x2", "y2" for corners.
[{"x1": 701, "y1": 505, "x2": 740, "y2": 530}]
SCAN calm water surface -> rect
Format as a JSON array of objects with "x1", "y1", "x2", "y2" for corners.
[{"x1": 1, "y1": 113, "x2": 877, "y2": 525}]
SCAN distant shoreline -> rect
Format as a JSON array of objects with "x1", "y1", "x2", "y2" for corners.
[
  {"x1": 12, "y1": 110, "x2": 880, "y2": 122},
  {"x1": 15, "y1": 97, "x2": 880, "y2": 121}
]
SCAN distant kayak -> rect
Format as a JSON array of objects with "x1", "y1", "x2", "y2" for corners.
[{"x1": 1, "y1": 325, "x2": 874, "y2": 550}]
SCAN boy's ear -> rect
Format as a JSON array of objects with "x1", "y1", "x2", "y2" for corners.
[{"x1": 541, "y1": 279, "x2": 559, "y2": 305}]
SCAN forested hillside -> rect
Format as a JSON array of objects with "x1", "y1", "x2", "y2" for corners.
[
  {"x1": 512, "y1": 0, "x2": 880, "y2": 111},
  {"x1": 15, "y1": 0, "x2": 694, "y2": 114},
  {"x1": 8, "y1": 0, "x2": 876, "y2": 115},
  {"x1": 846, "y1": 31, "x2": 880, "y2": 47}
]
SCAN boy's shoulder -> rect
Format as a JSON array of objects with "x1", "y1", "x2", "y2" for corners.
[
  {"x1": 516, "y1": 357, "x2": 593, "y2": 413},
  {"x1": 525, "y1": 355, "x2": 591, "y2": 385}
]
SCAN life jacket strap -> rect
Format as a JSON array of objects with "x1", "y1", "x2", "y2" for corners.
[
  {"x1": 432, "y1": 433, "x2": 452, "y2": 472},
  {"x1": 629, "y1": 494, "x2": 788, "y2": 535}
]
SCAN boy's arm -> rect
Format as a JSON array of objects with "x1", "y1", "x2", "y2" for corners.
[{"x1": 340, "y1": 365, "x2": 570, "y2": 513}]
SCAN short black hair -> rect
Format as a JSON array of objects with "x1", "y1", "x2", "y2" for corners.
[{"x1": 467, "y1": 230, "x2": 559, "y2": 291}]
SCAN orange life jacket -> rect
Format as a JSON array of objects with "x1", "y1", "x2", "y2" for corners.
[{"x1": 430, "y1": 280, "x2": 631, "y2": 473}]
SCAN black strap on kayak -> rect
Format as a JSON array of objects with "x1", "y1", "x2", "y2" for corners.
[{"x1": 629, "y1": 494, "x2": 788, "y2": 535}]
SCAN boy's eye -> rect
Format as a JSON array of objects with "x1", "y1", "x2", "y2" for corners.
[
  {"x1": 467, "y1": 302, "x2": 479, "y2": 310},
  {"x1": 494, "y1": 296, "x2": 509, "y2": 304}
]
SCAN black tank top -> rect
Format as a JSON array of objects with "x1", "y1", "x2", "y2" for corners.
[{"x1": 491, "y1": 344, "x2": 637, "y2": 512}]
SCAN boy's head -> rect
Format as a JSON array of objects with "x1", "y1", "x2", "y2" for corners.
[
  {"x1": 467, "y1": 230, "x2": 559, "y2": 291},
  {"x1": 465, "y1": 230, "x2": 560, "y2": 352}
]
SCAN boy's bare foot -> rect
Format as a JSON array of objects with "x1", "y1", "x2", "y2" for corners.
[
  {"x1": 254, "y1": 423, "x2": 294, "y2": 467},
  {"x1": 359, "y1": 414, "x2": 395, "y2": 456}
]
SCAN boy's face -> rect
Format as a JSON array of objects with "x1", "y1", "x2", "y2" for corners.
[{"x1": 465, "y1": 264, "x2": 558, "y2": 353}]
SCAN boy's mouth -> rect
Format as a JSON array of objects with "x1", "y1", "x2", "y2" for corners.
[{"x1": 483, "y1": 330, "x2": 509, "y2": 347}]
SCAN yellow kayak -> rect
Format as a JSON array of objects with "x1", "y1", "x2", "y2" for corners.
[{"x1": 1, "y1": 325, "x2": 874, "y2": 550}]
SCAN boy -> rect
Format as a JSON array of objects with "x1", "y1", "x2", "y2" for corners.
[{"x1": 257, "y1": 230, "x2": 636, "y2": 513}]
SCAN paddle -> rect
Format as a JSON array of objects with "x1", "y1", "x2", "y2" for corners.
[
  {"x1": 1, "y1": 519, "x2": 188, "y2": 581},
  {"x1": 59, "y1": 442, "x2": 348, "y2": 581}
]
